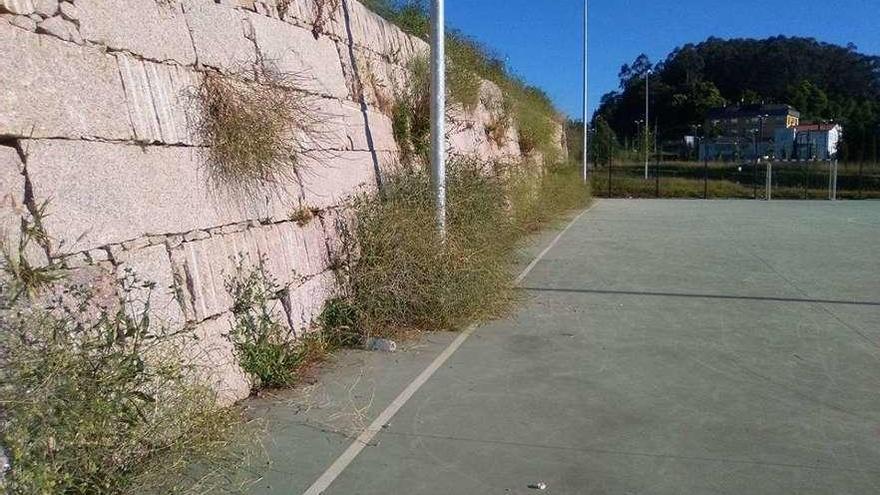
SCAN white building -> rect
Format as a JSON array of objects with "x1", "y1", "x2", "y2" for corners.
[{"x1": 774, "y1": 123, "x2": 842, "y2": 160}]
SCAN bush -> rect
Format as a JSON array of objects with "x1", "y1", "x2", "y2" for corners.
[
  {"x1": 225, "y1": 257, "x2": 302, "y2": 389},
  {"x1": 332, "y1": 158, "x2": 590, "y2": 338},
  {"x1": 508, "y1": 163, "x2": 592, "y2": 232},
  {"x1": 225, "y1": 258, "x2": 355, "y2": 390},
  {"x1": 189, "y1": 61, "x2": 319, "y2": 197},
  {"x1": 0, "y1": 267, "x2": 243, "y2": 494},
  {"x1": 332, "y1": 159, "x2": 515, "y2": 336}
]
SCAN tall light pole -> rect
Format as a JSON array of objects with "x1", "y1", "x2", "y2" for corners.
[
  {"x1": 644, "y1": 69, "x2": 652, "y2": 179},
  {"x1": 581, "y1": 0, "x2": 589, "y2": 182},
  {"x1": 430, "y1": 0, "x2": 446, "y2": 237}
]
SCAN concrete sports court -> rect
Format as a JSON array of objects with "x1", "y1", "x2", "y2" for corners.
[{"x1": 247, "y1": 199, "x2": 880, "y2": 494}]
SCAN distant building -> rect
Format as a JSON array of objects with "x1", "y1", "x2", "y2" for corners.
[
  {"x1": 705, "y1": 104, "x2": 800, "y2": 141},
  {"x1": 774, "y1": 123, "x2": 842, "y2": 161}
]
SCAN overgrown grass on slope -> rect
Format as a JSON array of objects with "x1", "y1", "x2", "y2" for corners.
[
  {"x1": 332, "y1": 159, "x2": 591, "y2": 338},
  {"x1": 363, "y1": 0, "x2": 562, "y2": 161}
]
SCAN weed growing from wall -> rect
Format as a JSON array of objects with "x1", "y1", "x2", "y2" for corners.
[
  {"x1": 0, "y1": 200, "x2": 59, "y2": 300},
  {"x1": 225, "y1": 256, "x2": 300, "y2": 389},
  {"x1": 312, "y1": 0, "x2": 341, "y2": 38},
  {"x1": 392, "y1": 56, "x2": 431, "y2": 167},
  {"x1": 484, "y1": 93, "x2": 513, "y2": 147},
  {"x1": 190, "y1": 61, "x2": 321, "y2": 198},
  {"x1": 225, "y1": 257, "x2": 354, "y2": 390},
  {"x1": 0, "y1": 266, "x2": 247, "y2": 494}
]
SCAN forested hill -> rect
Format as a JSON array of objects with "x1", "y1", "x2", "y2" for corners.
[{"x1": 594, "y1": 36, "x2": 880, "y2": 160}]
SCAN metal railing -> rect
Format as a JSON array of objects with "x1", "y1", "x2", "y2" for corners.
[{"x1": 592, "y1": 159, "x2": 879, "y2": 200}]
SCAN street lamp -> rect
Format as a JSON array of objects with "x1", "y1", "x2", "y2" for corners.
[
  {"x1": 644, "y1": 69, "x2": 652, "y2": 179},
  {"x1": 581, "y1": 0, "x2": 589, "y2": 183},
  {"x1": 430, "y1": 0, "x2": 445, "y2": 237}
]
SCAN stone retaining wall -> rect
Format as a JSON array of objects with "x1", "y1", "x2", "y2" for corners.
[{"x1": 0, "y1": 0, "x2": 564, "y2": 404}]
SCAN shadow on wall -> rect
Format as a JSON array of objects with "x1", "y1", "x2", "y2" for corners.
[{"x1": 341, "y1": 0, "x2": 384, "y2": 194}]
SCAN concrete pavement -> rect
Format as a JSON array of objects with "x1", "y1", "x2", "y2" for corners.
[{"x1": 243, "y1": 199, "x2": 880, "y2": 495}]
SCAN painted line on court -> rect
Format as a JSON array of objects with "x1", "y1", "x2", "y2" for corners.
[{"x1": 301, "y1": 201, "x2": 599, "y2": 495}]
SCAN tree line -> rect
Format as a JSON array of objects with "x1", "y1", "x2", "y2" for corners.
[{"x1": 584, "y1": 36, "x2": 880, "y2": 162}]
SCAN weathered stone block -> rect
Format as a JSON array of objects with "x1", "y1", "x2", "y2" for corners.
[
  {"x1": 117, "y1": 244, "x2": 185, "y2": 327},
  {"x1": 178, "y1": 234, "x2": 240, "y2": 322},
  {"x1": 178, "y1": 220, "x2": 330, "y2": 321},
  {"x1": 116, "y1": 54, "x2": 199, "y2": 145},
  {"x1": 1, "y1": 0, "x2": 34, "y2": 15},
  {"x1": 285, "y1": 270, "x2": 335, "y2": 331},
  {"x1": 31, "y1": 0, "x2": 56, "y2": 17},
  {"x1": 336, "y1": 44, "x2": 404, "y2": 114},
  {"x1": 338, "y1": 100, "x2": 398, "y2": 152},
  {"x1": 297, "y1": 150, "x2": 381, "y2": 208},
  {"x1": 0, "y1": 26, "x2": 132, "y2": 140},
  {"x1": 0, "y1": 146, "x2": 24, "y2": 252},
  {"x1": 247, "y1": 12, "x2": 348, "y2": 98},
  {"x1": 278, "y1": 0, "x2": 345, "y2": 40},
  {"x1": 345, "y1": 0, "x2": 424, "y2": 61},
  {"x1": 183, "y1": 0, "x2": 255, "y2": 71},
  {"x1": 189, "y1": 313, "x2": 251, "y2": 405},
  {"x1": 23, "y1": 140, "x2": 301, "y2": 252},
  {"x1": 57, "y1": 1, "x2": 76, "y2": 21},
  {"x1": 76, "y1": 0, "x2": 195, "y2": 65},
  {"x1": 3, "y1": 12, "x2": 35, "y2": 30},
  {"x1": 36, "y1": 15, "x2": 80, "y2": 43}
]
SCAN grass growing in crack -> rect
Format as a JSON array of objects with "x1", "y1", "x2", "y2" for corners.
[
  {"x1": 0, "y1": 263, "x2": 249, "y2": 494},
  {"x1": 190, "y1": 61, "x2": 320, "y2": 198},
  {"x1": 484, "y1": 93, "x2": 513, "y2": 146},
  {"x1": 331, "y1": 158, "x2": 591, "y2": 339},
  {"x1": 226, "y1": 258, "x2": 356, "y2": 391},
  {"x1": 0, "y1": 200, "x2": 59, "y2": 300},
  {"x1": 392, "y1": 56, "x2": 431, "y2": 167}
]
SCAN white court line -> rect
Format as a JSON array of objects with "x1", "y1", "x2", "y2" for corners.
[{"x1": 302, "y1": 201, "x2": 599, "y2": 495}]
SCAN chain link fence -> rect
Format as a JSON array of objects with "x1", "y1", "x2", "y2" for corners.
[{"x1": 592, "y1": 159, "x2": 880, "y2": 200}]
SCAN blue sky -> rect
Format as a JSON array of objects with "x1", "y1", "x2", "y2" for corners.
[{"x1": 444, "y1": 0, "x2": 880, "y2": 120}]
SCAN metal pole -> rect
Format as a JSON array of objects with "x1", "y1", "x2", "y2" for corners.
[
  {"x1": 607, "y1": 157, "x2": 612, "y2": 197},
  {"x1": 753, "y1": 132, "x2": 758, "y2": 199},
  {"x1": 654, "y1": 121, "x2": 660, "y2": 197},
  {"x1": 827, "y1": 160, "x2": 833, "y2": 200},
  {"x1": 430, "y1": 0, "x2": 446, "y2": 237},
  {"x1": 581, "y1": 0, "x2": 589, "y2": 183},
  {"x1": 832, "y1": 159, "x2": 838, "y2": 200},
  {"x1": 644, "y1": 72, "x2": 649, "y2": 179},
  {"x1": 703, "y1": 138, "x2": 709, "y2": 200},
  {"x1": 766, "y1": 161, "x2": 772, "y2": 200}
]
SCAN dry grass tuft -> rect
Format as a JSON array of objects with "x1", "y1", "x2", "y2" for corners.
[
  {"x1": 190, "y1": 61, "x2": 322, "y2": 198},
  {"x1": 330, "y1": 159, "x2": 591, "y2": 339},
  {"x1": 391, "y1": 56, "x2": 431, "y2": 167}
]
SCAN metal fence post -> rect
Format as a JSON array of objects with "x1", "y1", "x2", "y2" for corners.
[
  {"x1": 703, "y1": 155, "x2": 708, "y2": 200},
  {"x1": 753, "y1": 159, "x2": 758, "y2": 199},
  {"x1": 859, "y1": 161, "x2": 864, "y2": 199},
  {"x1": 655, "y1": 150, "x2": 660, "y2": 198},
  {"x1": 803, "y1": 162, "x2": 808, "y2": 200},
  {"x1": 832, "y1": 159, "x2": 838, "y2": 200},
  {"x1": 828, "y1": 160, "x2": 833, "y2": 200},
  {"x1": 607, "y1": 159, "x2": 612, "y2": 198}
]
